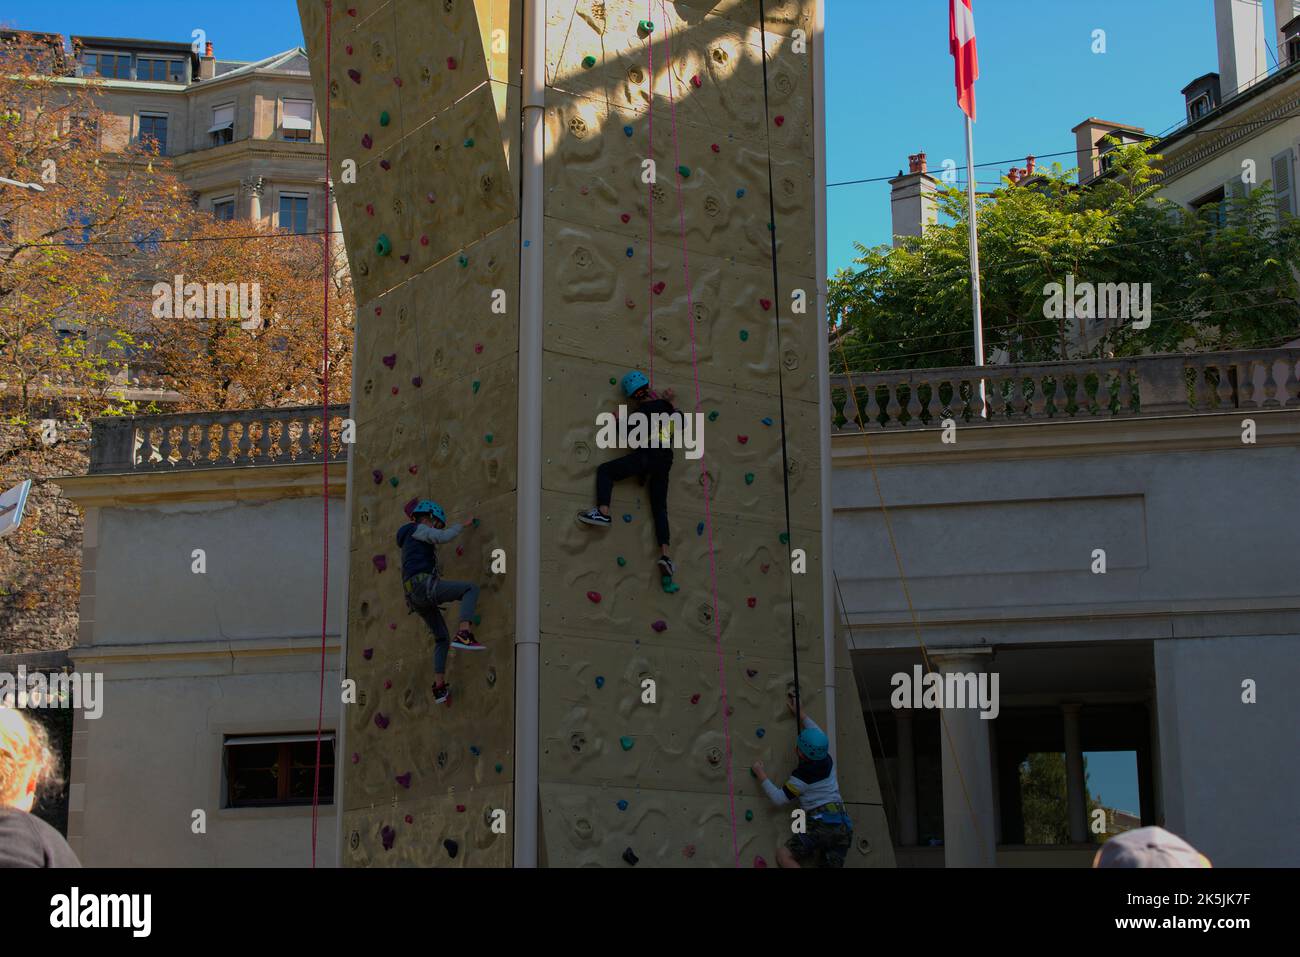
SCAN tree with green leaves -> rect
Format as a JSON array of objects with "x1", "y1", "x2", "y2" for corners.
[{"x1": 829, "y1": 141, "x2": 1300, "y2": 372}]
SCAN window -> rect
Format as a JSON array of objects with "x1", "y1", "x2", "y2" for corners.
[
  {"x1": 208, "y1": 103, "x2": 235, "y2": 147},
  {"x1": 83, "y1": 52, "x2": 130, "y2": 79},
  {"x1": 137, "y1": 113, "x2": 167, "y2": 153},
  {"x1": 1191, "y1": 185, "x2": 1229, "y2": 229},
  {"x1": 1288, "y1": 36, "x2": 1300, "y2": 66},
  {"x1": 1187, "y1": 94, "x2": 1212, "y2": 122},
  {"x1": 279, "y1": 193, "x2": 308, "y2": 234},
  {"x1": 138, "y1": 57, "x2": 185, "y2": 82},
  {"x1": 223, "y1": 734, "x2": 335, "y2": 808},
  {"x1": 280, "y1": 98, "x2": 313, "y2": 142},
  {"x1": 1273, "y1": 150, "x2": 1296, "y2": 221},
  {"x1": 212, "y1": 196, "x2": 236, "y2": 221}
]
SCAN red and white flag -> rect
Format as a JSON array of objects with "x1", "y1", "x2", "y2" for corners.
[{"x1": 950, "y1": 0, "x2": 979, "y2": 121}]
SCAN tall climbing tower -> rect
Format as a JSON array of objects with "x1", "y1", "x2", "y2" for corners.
[{"x1": 300, "y1": 0, "x2": 894, "y2": 868}]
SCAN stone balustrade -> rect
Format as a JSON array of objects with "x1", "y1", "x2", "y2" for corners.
[
  {"x1": 831, "y1": 348, "x2": 1300, "y2": 431},
  {"x1": 89, "y1": 405, "x2": 350, "y2": 473}
]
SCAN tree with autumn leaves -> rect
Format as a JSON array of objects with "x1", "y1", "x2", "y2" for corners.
[{"x1": 0, "y1": 37, "x2": 353, "y2": 649}]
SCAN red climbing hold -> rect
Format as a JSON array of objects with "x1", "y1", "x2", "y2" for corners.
[
  {"x1": 690, "y1": 693, "x2": 701, "y2": 704},
  {"x1": 692, "y1": 74, "x2": 704, "y2": 88},
  {"x1": 389, "y1": 623, "x2": 397, "y2": 630},
  {"x1": 447, "y1": 57, "x2": 458, "y2": 70},
  {"x1": 651, "y1": 620, "x2": 668, "y2": 632},
  {"x1": 587, "y1": 591, "x2": 602, "y2": 604},
  {"x1": 683, "y1": 844, "x2": 697, "y2": 858},
  {"x1": 380, "y1": 159, "x2": 391, "y2": 170},
  {"x1": 760, "y1": 298, "x2": 772, "y2": 311},
  {"x1": 366, "y1": 203, "x2": 375, "y2": 216},
  {"x1": 420, "y1": 235, "x2": 429, "y2": 245},
  {"x1": 382, "y1": 354, "x2": 396, "y2": 368},
  {"x1": 774, "y1": 115, "x2": 785, "y2": 127},
  {"x1": 393, "y1": 76, "x2": 403, "y2": 87},
  {"x1": 348, "y1": 69, "x2": 361, "y2": 84},
  {"x1": 747, "y1": 596, "x2": 757, "y2": 608},
  {"x1": 403, "y1": 498, "x2": 419, "y2": 518},
  {"x1": 711, "y1": 143, "x2": 720, "y2": 153},
  {"x1": 456, "y1": 804, "x2": 466, "y2": 813},
  {"x1": 427, "y1": 192, "x2": 436, "y2": 204},
  {"x1": 652, "y1": 281, "x2": 666, "y2": 295},
  {"x1": 384, "y1": 679, "x2": 392, "y2": 689},
  {"x1": 346, "y1": 7, "x2": 357, "y2": 16},
  {"x1": 620, "y1": 213, "x2": 631, "y2": 223},
  {"x1": 404, "y1": 814, "x2": 413, "y2": 824},
  {"x1": 361, "y1": 133, "x2": 373, "y2": 149},
  {"x1": 474, "y1": 343, "x2": 484, "y2": 354},
  {"x1": 391, "y1": 386, "x2": 399, "y2": 395},
  {"x1": 754, "y1": 855, "x2": 768, "y2": 868},
  {"x1": 737, "y1": 435, "x2": 749, "y2": 444},
  {"x1": 395, "y1": 772, "x2": 411, "y2": 788},
  {"x1": 408, "y1": 465, "x2": 418, "y2": 475},
  {"x1": 373, "y1": 555, "x2": 388, "y2": 572},
  {"x1": 375, "y1": 306, "x2": 382, "y2": 316},
  {"x1": 760, "y1": 563, "x2": 770, "y2": 573},
  {"x1": 345, "y1": 45, "x2": 353, "y2": 55},
  {"x1": 352, "y1": 752, "x2": 360, "y2": 764},
  {"x1": 455, "y1": 545, "x2": 464, "y2": 557}
]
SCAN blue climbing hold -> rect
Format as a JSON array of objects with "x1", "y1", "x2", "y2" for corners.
[
  {"x1": 697, "y1": 521, "x2": 705, "y2": 536},
  {"x1": 626, "y1": 247, "x2": 634, "y2": 258},
  {"x1": 620, "y1": 736, "x2": 634, "y2": 751},
  {"x1": 757, "y1": 728, "x2": 766, "y2": 738},
  {"x1": 624, "y1": 125, "x2": 634, "y2": 137},
  {"x1": 736, "y1": 188, "x2": 746, "y2": 198},
  {"x1": 762, "y1": 417, "x2": 774, "y2": 426},
  {"x1": 469, "y1": 745, "x2": 481, "y2": 756},
  {"x1": 623, "y1": 514, "x2": 633, "y2": 523},
  {"x1": 523, "y1": 239, "x2": 531, "y2": 247},
  {"x1": 595, "y1": 676, "x2": 606, "y2": 689},
  {"x1": 617, "y1": 799, "x2": 629, "y2": 811}
]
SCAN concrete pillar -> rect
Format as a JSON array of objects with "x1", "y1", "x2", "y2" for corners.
[
  {"x1": 896, "y1": 711, "x2": 918, "y2": 846},
  {"x1": 240, "y1": 176, "x2": 263, "y2": 224},
  {"x1": 932, "y1": 649, "x2": 997, "y2": 867},
  {"x1": 1063, "y1": 703, "x2": 1087, "y2": 843}
]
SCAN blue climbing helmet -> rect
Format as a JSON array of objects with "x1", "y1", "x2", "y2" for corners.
[
  {"x1": 412, "y1": 499, "x2": 446, "y2": 524},
  {"x1": 797, "y1": 726, "x2": 830, "y2": 761},
  {"x1": 621, "y1": 370, "x2": 650, "y2": 397}
]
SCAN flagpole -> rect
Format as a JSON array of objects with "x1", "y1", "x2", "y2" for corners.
[{"x1": 964, "y1": 114, "x2": 988, "y2": 416}]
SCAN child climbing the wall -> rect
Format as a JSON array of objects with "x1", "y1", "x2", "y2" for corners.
[
  {"x1": 577, "y1": 370, "x2": 679, "y2": 590},
  {"x1": 397, "y1": 500, "x2": 485, "y2": 705},
  {"x1": 752, "y1": 691, "x2": 854, "y2": 868}
]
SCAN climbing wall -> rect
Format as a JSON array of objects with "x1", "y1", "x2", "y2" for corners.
[
  {"x1": 298, "y1": 0, "x2": 522, "y2": 866},
  {"x1": 299, "y1": 0, "x2": 893, "y2": 867},
  {"x1": 535, "y1": 0, "x2": 891, "y2": 867}
]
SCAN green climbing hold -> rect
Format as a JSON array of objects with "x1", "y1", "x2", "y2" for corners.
[
  {"x1": 678, "y1": 165, "x2": 692, "y2": 178},
  {"x1": 745, "y1": 473, "x2": 755, "y2": 485},
  {"x1": 661, "y1": 575, "x2": 680, "y2": 595},
  {"x1": 708, "y1": 410, "x2": 719, "y2": 422},
  {"x1": 745, "y1": 809, "x2": 754, "y2": 822},
  {"x1": 472, "y1": 380, "x2": 481, "y2": 394},
  {"x1": 379, "y1": 111, "x2": 390, "y2": 127},
  {"x1": 494, "y1": 762, "x2": 503, "y2": 773},
  {"x1": 617, "y1": 556, "x2": 627, "y2": 567},
  {"x1": 375, "y1": 234, "x2": 392, "y2": 257},
  {"x1": 638, "y1": 19, "x2": 654, "y2": 33},
  {"x1": 610, "y1": 377, "x2": 618, "y2": 386},
  {"x1": 582, "y1": 55, "x2": 597, "y2": 69},
  {"x1": 779, "y1": 532, "x2": 790, "y2": 544},
  {"x1": 472, "y1": 518, "x2": 481, "y2": 528},
  {"x1": 620, "y1": 736, "x2": 634, "y2": 751},
  {"x1": 739, "y1": 330, "x2": 749, "y2": 342},
  {"x1": 485, "y1": 433, "x2": 494, "y2": 443},
  {"x1": 463, "y1": 137, "x2": 475, "y2": 147},
  {"x1": 389, "y1": 476, "x2": 399, "y2": 487},
  {"x1": 458, "y1": 255, "x2": 469, "y2": 267}
]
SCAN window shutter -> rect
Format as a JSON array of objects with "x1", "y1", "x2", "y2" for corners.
[
  {"x1": 1273, "y1": 151, "x2": 1295, "y2": 220},
  {"x1": 282, "y1": 99, "x2": 313, "y2": 131},
  {"x1": 207, "y1": 104, "x2": 235, "y2": 133}
]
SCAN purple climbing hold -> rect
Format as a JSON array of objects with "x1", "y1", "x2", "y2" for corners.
[
  {"x1": 382, "y1": 354, "x2": 397, "y2": 368},
  {"x1": 372, "y1": 470, "x2": 383, "y2": 484},
  {"x1": 622, "y1": 847, "x2": 639, "y2": 866},
  {"x1": 395, "y1": 772, "x2": 412, "y2": 788},
  {"x1": 363, "y1": 648, "x2": 374, "y2": 660},
  {"x1": 444, "y1": 839, "x2": 459, "y2": 859},
  {"x1": 412, "y1": 376, "x2": 423, "y2": 387},
  {"x1": 746, "y1": 668, "x2": 758, "y2": 678},
  {"x1": 348, "y1": 68, "x2": 362, "y2": 84},
  {"x1": 381, "y1": 826, "x2": 396, "y2": 850},
  {"x1": 351, "y1": 752, "x2": 360, "y2": 764},
  {"x1": 373, "y1": 555, "x2": 388, "y2": 572},
  {"x1": 651, "y1": 620, "x2": 668, "y2": 633},
  {"x1": 374, "y1": 712, "x2": 390, "y2": 729},
  {"x1": 361, "y1": 133, "x2": 373, "y2": 149}
]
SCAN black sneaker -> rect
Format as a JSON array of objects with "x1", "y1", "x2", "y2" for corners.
[
  {"x1": 577, "y1": 507, "x2": 612, "y2": 528},
  {"x1": 433, "y1": 683, "x2": 451, "y2": 705},
  {"x1": 452, "y1": 631, "x2": 486, "y2": 651},
  {"x1": 658, "y1": 556, "x2": 676, "y2": 577}
]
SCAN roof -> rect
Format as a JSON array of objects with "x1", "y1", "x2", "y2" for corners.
[
  {"x1": 205, "y1": 48, "x2": 310, "y2": 82},
  {"x1": 72, "y1": 35, "x2": 195, "y2": 56},
  {"x1": 1180, "y1": 72, "x2": 1219, "y2": 96},
  {"x1": 1158, "y1": 56, "x2": 1300, "y2": 153},
  {"x1": 1071, "y1": 117, "x2": 1147, "y2": 135}
]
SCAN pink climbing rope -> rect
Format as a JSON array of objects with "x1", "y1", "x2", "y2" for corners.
[
  {"x1": 657, "y1": 0, "x2": 740, "y2": 868},
  {"x1": 645, "y1": 2, "x2": 656, "y2": 388},
  {"x1": 311, "y1": 0, "x2": 333, "y2": 868}
]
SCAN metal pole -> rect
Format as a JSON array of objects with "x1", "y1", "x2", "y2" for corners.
[{"x1": 965, "y1": 115, "x2": 988, "y2": 416}]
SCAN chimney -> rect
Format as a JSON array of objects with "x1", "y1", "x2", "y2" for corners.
[
  {"x1": 1071, "y1": 118, "x2": 1145, "y2": 184},
  {"x1": 1214, "y1": 0, "x2": 1267, "y2": 97},
  {"x1": 1025, "y1": 155, "x2": 1037, "y2": 176},
  {"x1": 1278, "y1": 1, "x2": 1300, "y2": 61},
  {"x1": 890, "y1": 152, "x2": 938, "y2": 246},
  {"x1": 200, "y1": 40, "x2": 216, "y2": 80}
]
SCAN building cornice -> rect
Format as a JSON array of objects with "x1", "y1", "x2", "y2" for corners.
[
  {"x1": 55, "y1": 460, "x2": 345, "y2": 507},
  {"x1": 832, "y1": 408, "x2": 1300, "y2": 469}
]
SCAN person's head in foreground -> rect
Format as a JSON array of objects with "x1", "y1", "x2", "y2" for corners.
[
  {"x1": 0, "y1": 706, "x2": 79, "y2": 867},
  {"x1": 1092, "y1": 826, "x2": 1212, "y2": 868},
  {"x1": 0, "y1": 705, "x2": 57, "y2": 813}
]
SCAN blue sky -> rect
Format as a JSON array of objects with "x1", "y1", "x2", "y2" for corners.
[{"x1": 6, "y1": 0, "x2": 1281, "y2": 272}]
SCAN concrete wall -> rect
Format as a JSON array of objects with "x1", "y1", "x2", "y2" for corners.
[{"x1": 1155, "y1": 635, "x2": 1299, "y2": 867}]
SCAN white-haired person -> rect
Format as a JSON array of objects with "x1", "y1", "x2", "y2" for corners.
[{"x1": 0, "y1": 706, "x2": 80, "y2": 867}]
